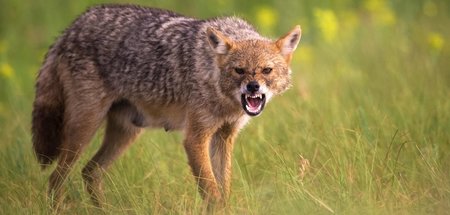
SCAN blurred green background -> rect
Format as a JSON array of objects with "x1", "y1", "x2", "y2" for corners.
[{"x1": 0, "y1": 0, "x2": 449, "y2": 214}]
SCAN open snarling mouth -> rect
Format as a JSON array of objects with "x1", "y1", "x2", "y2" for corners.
[{"x1": 241, "y1": 93, "x2": 266, "y2": 116}]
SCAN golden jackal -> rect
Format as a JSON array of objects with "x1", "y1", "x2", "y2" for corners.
[{"x1": 32, "y1": 4, "x2": 301, "y2": 207}]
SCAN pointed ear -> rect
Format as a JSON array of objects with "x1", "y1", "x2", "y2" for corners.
[
  {"x1": 276, "y1": 25, "x2": 302, "y2": 63},
  {"x1": 206, "y1": 27, "x2": 234, "y2": 55}
]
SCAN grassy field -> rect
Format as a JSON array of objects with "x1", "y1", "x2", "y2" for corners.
[{"x1": 1, "y1": 0, "x2": 449, "y2": 214}]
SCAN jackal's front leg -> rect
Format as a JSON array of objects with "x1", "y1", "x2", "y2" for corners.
[
  {"x1": 209, "y1": 122, "x2": 238, "y2": 199},
  {"x1": 183, "y1": 118, "x2": 221, "y2": 203}
]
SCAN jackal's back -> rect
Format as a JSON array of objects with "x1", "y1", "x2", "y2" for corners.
[{"x1": 57, "y1": 4, "x2": 262, "y2": 105}]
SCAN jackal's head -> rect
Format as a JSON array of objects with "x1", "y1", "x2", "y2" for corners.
[{"x1": 206, "y1": 25, "x2": 301, "y2": 116}]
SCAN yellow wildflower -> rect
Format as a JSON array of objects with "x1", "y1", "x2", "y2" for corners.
[
  {"x1": 0, "y1": 62, "x2": 14, "y2": 78},
  {"x1": 314, "y1": 8, "x2": 339, "y2": 43},
  {"x1": 255, "y1": 6, "x2": 278, "y2": 34},
  {"x1": 428, "y1": 32, "x2": 444, "y2": 51}
]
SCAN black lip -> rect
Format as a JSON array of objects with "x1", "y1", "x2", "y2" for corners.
[{"x1": 241, "y1": 93, "x2": 266, "y2": 116}]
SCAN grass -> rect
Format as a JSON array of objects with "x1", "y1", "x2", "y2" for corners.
[{"x1": 0, "y1": 0, "x2": 449, "y2": 214}]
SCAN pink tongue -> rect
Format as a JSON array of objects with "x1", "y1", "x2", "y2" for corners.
[{"x1": 247, "y1": 97, "x2": 261, "y2": 108}]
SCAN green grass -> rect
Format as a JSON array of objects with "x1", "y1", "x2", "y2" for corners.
[{"x1": 1, "y1": 0, "x2": 449, "y2": 214}]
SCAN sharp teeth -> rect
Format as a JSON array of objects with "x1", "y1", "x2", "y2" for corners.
[
  {"x1": 246, "y1": 104, "x2": 260, "y2": 113},
  {"x1": 245, "y1": 93, "x2": 264, "y2": 99}
]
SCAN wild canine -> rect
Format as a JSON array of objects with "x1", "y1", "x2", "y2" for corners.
[{"x1": 32, "y1": 4, "x2": 301, "y2": 207}]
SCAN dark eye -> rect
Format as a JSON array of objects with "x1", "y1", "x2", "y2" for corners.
[
  {"x1": 262, "y1": 67, "x2": 272, "y2": 74},
  {"x1": 234, "y1": 68, "x2": 245, "y2": 75}
]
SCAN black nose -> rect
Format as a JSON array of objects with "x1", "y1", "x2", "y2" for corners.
[{"x1": 246, "y1": 81, "x2": 260, "y2": 93}]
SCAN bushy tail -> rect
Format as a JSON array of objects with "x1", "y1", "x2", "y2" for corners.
[{"x1": 32, "y1": 48, "x2": 65, "y2": 168}]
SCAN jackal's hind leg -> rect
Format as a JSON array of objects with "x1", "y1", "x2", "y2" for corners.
[
  {"x1": 82, "y1": 101, "x2": 143, "y2": 207},
  {"x1": 48, "y1": 97, "x2": 111, "y2": 209}
]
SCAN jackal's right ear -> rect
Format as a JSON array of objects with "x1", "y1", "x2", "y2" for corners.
[{"x1": 206, "y1": 27, "x2": 234, "y2": 55}]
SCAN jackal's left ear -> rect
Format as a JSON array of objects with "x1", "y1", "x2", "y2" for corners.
[
  {"x1": 276, "y1": 25, "x2": 302, "y2": 63},
  {"x1": 206, "y1": 27, "x2": 234, "y2": 55}
]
